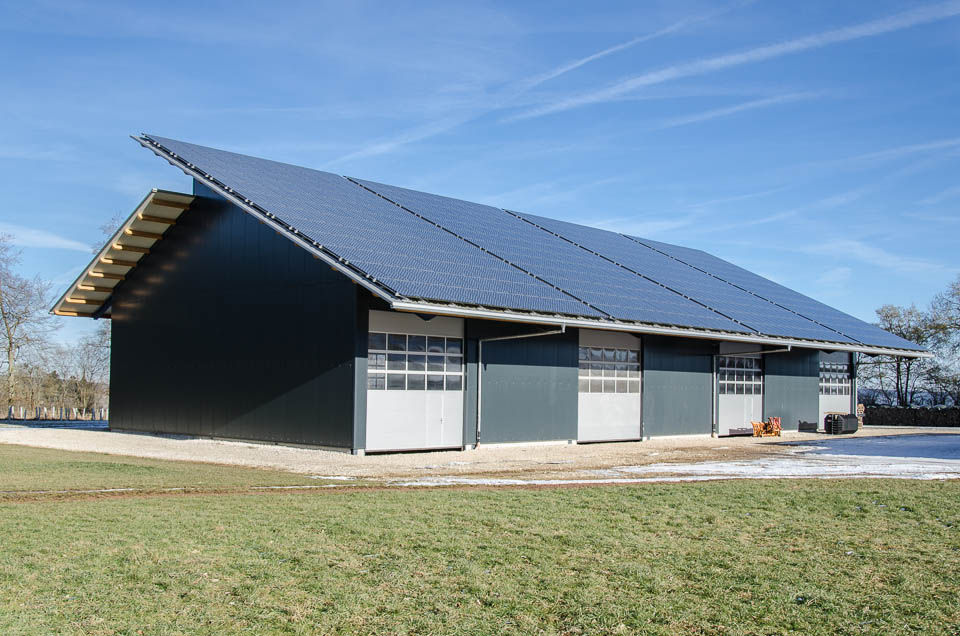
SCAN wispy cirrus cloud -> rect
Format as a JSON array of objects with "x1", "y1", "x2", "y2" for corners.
[
  {"x1": 653, "y1": 92, "x2": 819, "y2": 130},
  {"x1": 0, "y1": 223, "x2": 90, "y2": 252},
  {"x1": 799, "y1": 239, "x2": 945, "y2": 273},
  {"x1": 918, "y1": 185, "x2": 960, "y2": 205},
  {"x1": 325, "y1": 4, "x2": 741, "y2": 165},
  {"x1": 507, "y1": 0, "x2": 960, "y2": 121}
]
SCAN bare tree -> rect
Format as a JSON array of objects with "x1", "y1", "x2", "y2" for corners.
[
  {"x1": 70, "y1": 321, "x2": 110, "y2": 412},
  {"x1": 0, "y1": 236, "x2": 57, "y2": 409},
  {"x1": 928, "y1": 274, "x2": 960, "y2": 405}
]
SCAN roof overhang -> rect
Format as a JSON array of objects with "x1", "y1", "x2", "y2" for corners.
[{"x1": 50, "y1": 189, "x2": 195, "y2": 319}]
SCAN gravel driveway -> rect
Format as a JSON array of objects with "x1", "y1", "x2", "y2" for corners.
[{"x1": 1, "y1": 423, "x2": 957, "y2": 483}]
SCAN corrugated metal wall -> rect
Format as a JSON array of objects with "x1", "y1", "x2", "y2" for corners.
[
  {"x1": 642, "y1": 335, "x2": 715, "y2": 436},
  {"x1": 110, "y1": 181, "x2": 360, "y2": 447},
  {"x1": 764, "y1": 349, "x2": 819, "y2": 431},
  {"x1": 471, "y1": 322, "x2": 578, "y2": 443}
]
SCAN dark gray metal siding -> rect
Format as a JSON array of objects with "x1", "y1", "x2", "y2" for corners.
[
  {"x1": 642, "y1": 336, "x2": 715, "y2": 436},
  {"x1": 109, "y1": 181, "x2": 360, "y2": 448},
  {"x1": 764, "y1": 349, "x2": 820, "y2": 431},
  {"x1": 472, "y1": 322, "x2": 578, "y2": 443}
]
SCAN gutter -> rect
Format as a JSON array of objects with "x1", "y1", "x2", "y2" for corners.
[{"x1": 392, "y1": 301, "x2": 930, "y2": 359}]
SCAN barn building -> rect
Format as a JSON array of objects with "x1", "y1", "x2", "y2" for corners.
[{"x1": 53, "y1": 135, "x2": 926, "y2": 453}]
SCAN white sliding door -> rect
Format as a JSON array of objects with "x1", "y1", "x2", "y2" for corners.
[
  {"x1": 366, "y1": 310, "x2": 464, "y2": 451},
  {"x1": 577, "y1": 329, "x2": 642, "y2": 442}
]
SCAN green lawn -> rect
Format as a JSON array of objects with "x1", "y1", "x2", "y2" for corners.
[
  {"x1": 0, "y1": 445, "x2": 958, "y2": 634},
  {"x1": 0, "y1": 444, "x2": 329, "y2": 496}
]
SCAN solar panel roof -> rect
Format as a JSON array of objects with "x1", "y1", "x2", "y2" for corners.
[
  {"x1": 142, "y1": 136, "x2": 600, "y2": 317},
  {"x1": 354, "y1": 179, "x2": 749, "y2": 333},
  {"x1": 137, "y1": 134, "x2": 925, "y2": 352},
  {"x1": 515, "y1": 212, "x2": 859, "y2": 344},
  {"x1": 626, "y1": 236, "x2": 924, "y2": 351}
]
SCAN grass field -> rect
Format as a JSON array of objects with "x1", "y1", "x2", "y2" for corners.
[{"x1": 0, "y1": 445, "x2": 958, "y2": 634}]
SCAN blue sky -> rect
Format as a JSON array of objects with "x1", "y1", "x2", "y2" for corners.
[{"x1": 1, "y1": 0, "x2": 958, "y2": 345}]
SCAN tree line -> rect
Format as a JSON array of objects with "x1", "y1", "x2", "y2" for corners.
[
  {"x1": 0, "y1": 236, "x2": 109, "y2": 419},
  {"x1": 857, "y1": 275, "x2": 960, "y2": 406}
]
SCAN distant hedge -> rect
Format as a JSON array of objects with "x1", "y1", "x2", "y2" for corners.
[{"x1": 864, "y1": 406, "x2": 960, "y2": 427}]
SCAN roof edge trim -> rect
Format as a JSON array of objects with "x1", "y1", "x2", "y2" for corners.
[
  {"x1": 133, "y1": 134, "x2": 401, "y2": 307},
  {"x1": 50, "y1": 188, "x2": 195, "y2": 319},
  {"x1": 391, "y1": 300, "x2": 932, "y2": 358}
]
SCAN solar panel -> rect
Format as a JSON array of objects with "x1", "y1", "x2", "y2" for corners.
[
  {"x1": 515, "y1": 212, "x2": 858, "y2": 344},
  {"x1": 354, "y1": 178, "x2": 751, "y2": 333},
  {"x1": 144, "y1": 135, "x2": 599, "y2": 317},
  {"x1": 627, "y1": 236, "x2": 924, "y2": 351},
  {"x1": 140, "y1": 135, "x2": 922, "y2": 351}
]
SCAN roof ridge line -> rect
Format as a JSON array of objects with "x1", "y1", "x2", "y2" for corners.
[
  {"x1": 343, "y1": 177, "x2": 615, "y2": 321},
  {"x1": 505, "y1": 210, "x2": 759, "y2": 335},
  {"x1": 621, "y1": 234, "x2": 865, "y2": 346}
]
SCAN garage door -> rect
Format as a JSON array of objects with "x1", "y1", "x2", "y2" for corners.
[
  {"x1": 366, "y1": 311, "x2": 464, "y2": 451},
  {"x1": 818, "y1": 353, "x2": 852, "y2": 430},
  {"x1": 577, "y1": 330, "x2": 641, "y2": 442},
  {"x1": 718, "y1": 349, "x2": 763, "y2": 436}
]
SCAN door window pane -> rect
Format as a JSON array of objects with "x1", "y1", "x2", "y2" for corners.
[
  {"x1": 579, "y1": 347, "x2": 588, "y2": 361},
  {"x1": 388, "y1": 334, "x2": 406, "y2": 351},
  {"x1": 387, "y1": 354, "x2": 406, "y2": 370},
  {"x1": 407, "y1": 354, "x2": 426, "y2": 371},
  {"x1": 368, "y1": 332, "x2": 386, "y2": 351},
  {"x1": 589, "y1": 348, "x2": 602, "y2": 361},
  {"x1": 446, "y1": 356, "x2": 463, "y2": 373},
  {"x1": 368, "y1": 373, "x2": 385, "y2": 390},
  {"x1": 446, "y1": 338, "x2": 463, "y2": 355},
  {"x1": 407, "y1": 335, "x2": 426, "y2": 352},
  {"x1": 387, "y1": 374, "x2": 406, "y2": 390},
  {"x1": 445, "y1": 375, "x2": 462, "y2": 391},
  {"x1": 627, "y1": 350, "x2": 639, "y2": 363},
  {"x1": 427, "y1": 337, "x2": 445, "y2": 353},
  {"x1": 406, "y1": 374, "x2": 425, "y2": 390},
  {"x1": 579, "y1": 378, "x2": 589, "y2": 392},
  {"x1": 616, "y1": 380, "x2": 628, "y2": 393},
  {"x1": 427, "y1": 355, "x2": 445, "y2": 371},
  {"x1": 369, "y1": 353, "x2": 386, "y2": 370},
  {"x1": 628, "y1": 380, "x2": 640, "y2": 393},
  {"x1": 590, "y1": 379, "x2": 602, "y2": 393},
  {"x1": 427, "y1": 374, "x2": 444, "y2": 390}
]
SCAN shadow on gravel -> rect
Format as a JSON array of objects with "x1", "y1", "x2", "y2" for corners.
[{"x1": 0, "y1": 419, "x2": 109, "y2": 431}]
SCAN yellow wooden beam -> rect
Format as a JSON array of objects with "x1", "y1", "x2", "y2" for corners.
[
  {"x1": 100, "y1": 257, "x2": 138, "y2": 267},
  {"x1": 112, "y1": 243, "x2": 149, "y2": 254},
  {"x1": 125, "y1": 229, "x2": 163, "y2": 240},
  {"x1": 54, "y1": 309, "x2": 95, "y2": 317},
  {"x1": 151, "y1": 199, "x2": 191, "y2": 210},
  {"x1": 138, "y1": 213, "x2": 177, "y2": 224},
  {"x1": 66, "y1": 298, "x2": 102, "y2": 305},
  {"x1": 77, "y1": 284, "x2": 113, "y2": 293},
  {"x1": 89, "y1": 271, "x2": 125, "y2": 280}
]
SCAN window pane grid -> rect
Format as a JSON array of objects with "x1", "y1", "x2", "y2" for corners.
[
  {"x1": 578, "y1": 347, "x2": 640, "y2": 393},
  {"x1": 368, "y1": 332, "x2": 464, "y2": 391},
  {"x1": 819, "y1": 361, "x2": 852, "y2": 396},
  {"x1": 717, "y1": 356, "x2": 763, "y2": 396}
]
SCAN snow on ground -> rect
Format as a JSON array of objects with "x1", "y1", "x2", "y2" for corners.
[{"x1": 394, "y1": 434, "x2": 960, "y2": 487}]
